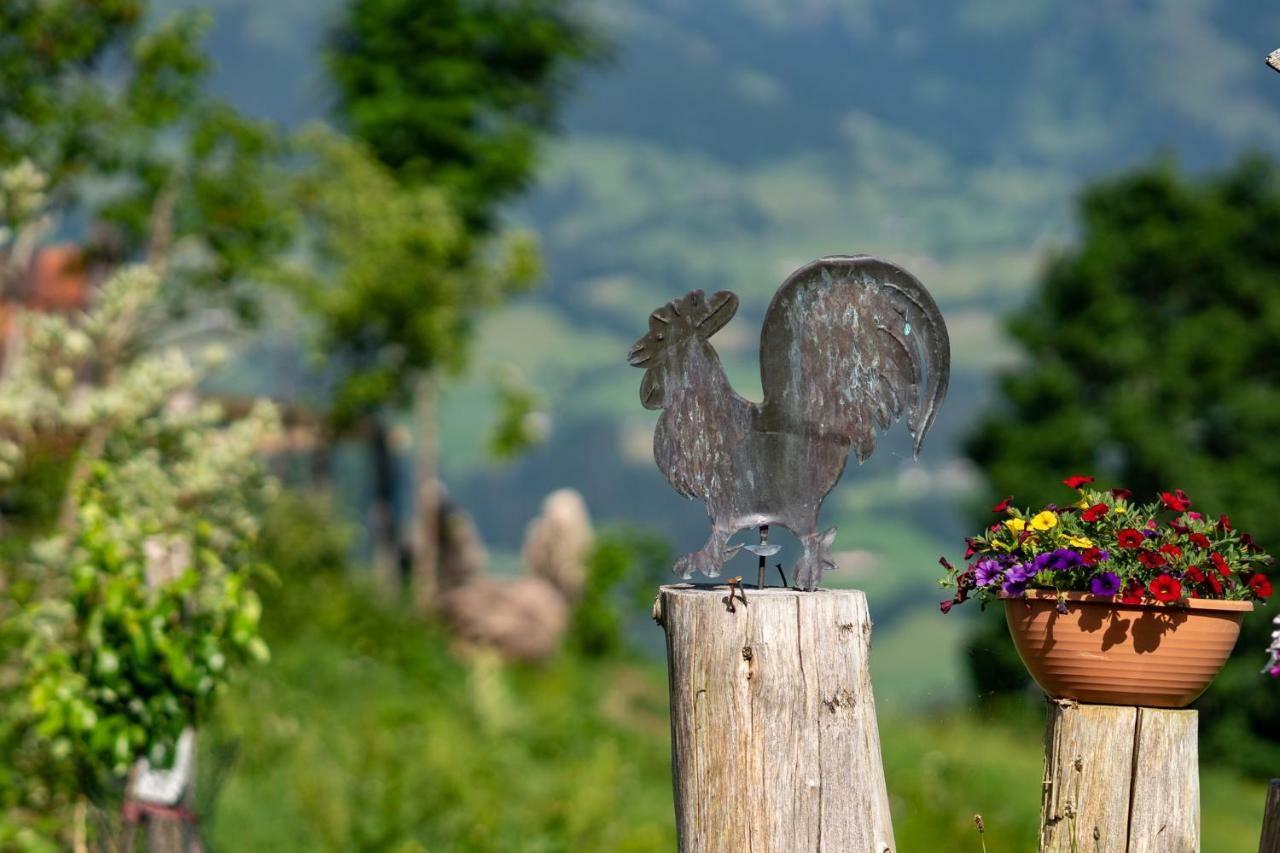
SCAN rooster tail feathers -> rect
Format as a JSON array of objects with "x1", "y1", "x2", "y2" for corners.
[{"x1": 758, "y1": 255, "x2": 951, "y2": 462}]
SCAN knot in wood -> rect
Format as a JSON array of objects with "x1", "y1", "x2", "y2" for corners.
[{"x1": 741, "y1": 645, "x2": 753, "y2": 661}]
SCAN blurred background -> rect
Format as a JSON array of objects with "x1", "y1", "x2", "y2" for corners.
[{"x1": 3, "y1": 0, "x2": 1280, "y2": 849}]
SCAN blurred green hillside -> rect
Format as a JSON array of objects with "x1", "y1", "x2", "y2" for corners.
[
  {"x1": 152, "y1": 1, "x2": 1280, "y2": 699},
  {"x1": 202, "y1": 499, "x2": 1268, "y2": 850}
]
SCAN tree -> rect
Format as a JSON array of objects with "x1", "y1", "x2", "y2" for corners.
[
  {"x1": 0, "y1": 1, "x2": 288, "y2": 314},
  {"x1": 965, "y1": 155, "x2": 1280, "y2": 773},
  {"x1": 0, "y1": 260, "x2": 277, "y2": 848},
  {"x1": 328, "y1": 0, "x2": 603, "y2": 231},
  {"x1": 280, "y1": 127, "x2": 539, "y2": 592},
  {"x1": 322, "y1": 0, "x2": 604, "y2": 602}
]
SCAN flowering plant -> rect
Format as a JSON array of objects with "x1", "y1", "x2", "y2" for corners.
[{"x1": 939, "y1": 476, "x2": 1274, "y2": 613}]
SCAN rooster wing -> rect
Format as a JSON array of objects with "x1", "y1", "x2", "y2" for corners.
[{"x1": 758, "y1": 255, "x2": 950, "y2": 464}]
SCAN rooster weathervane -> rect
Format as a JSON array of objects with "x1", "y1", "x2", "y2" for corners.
[{"x1": 628, "y1": 255, "x2": 950, "y2": 591}]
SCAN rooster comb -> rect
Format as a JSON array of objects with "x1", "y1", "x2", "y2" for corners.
[{"x1": 627, "y1": 289, "x2": 738, "y2": 368}]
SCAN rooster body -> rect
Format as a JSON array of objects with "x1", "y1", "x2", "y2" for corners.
[{"x1": 629, "y1": 256, "x2": 950, "y2": 590}]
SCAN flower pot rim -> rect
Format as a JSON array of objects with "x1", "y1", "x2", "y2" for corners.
[{"x1": 1002, "y1": 588, "x2": 1254, "y2": 613}]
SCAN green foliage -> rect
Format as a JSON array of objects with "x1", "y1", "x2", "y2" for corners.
[
  {"x1": 964, "y1": 155, "x2": 1280, "y2": 771},
  {"x1": 202, "y1": 511, "x2": 1269, "y2": 850},
  {"x1": 328, "y1": 0, "x2": 605, "y2": 229},
  {"x1": 0, "y1": 266, "x2": 279, "y2": 844},
  {"x1": 487, "y1": 366, "x2": 548, "y2": 459},
  {"x1": 568, "y1": 528, "x2": 670, "y2": 658},
  {"x1": 205, "y1": 502, "x2": 674, "y2": 851},
  {"x1": 0, "y1": 1, "x2": 289, "y2": 314},
  {"x1": 281, "y1": 126, "x2": 540, "y2": 422}
]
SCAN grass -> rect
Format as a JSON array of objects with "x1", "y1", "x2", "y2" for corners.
[{"x1": 201, "y1": 559, "x2": 1268, "y2": 851}]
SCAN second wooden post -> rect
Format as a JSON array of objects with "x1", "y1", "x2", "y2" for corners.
[
  {"x1": 655, "y1": 584, "x2": 895, "y2": 853},
  {"x1": 1040, "y1": 699, "x2": 1199, "y2": 852}
]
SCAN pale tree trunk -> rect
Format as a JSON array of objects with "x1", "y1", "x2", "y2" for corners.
[
  {"x1": 655, "y1": 585, "x2": 896, "y2": 852},
  {"x1": 1040, "y1": 700, "x2": 1198, "y2": 852},
  {"x1": 410, "y1": 377, "x2": 441, "y2": 612}
]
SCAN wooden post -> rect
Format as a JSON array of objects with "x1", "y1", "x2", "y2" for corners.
[
  {"x1": 1040, "y1": 700, "x2": 1198, "y2": 852},
  {"x1": 655, "y1": 584, "x2": 895, "y2": 852},
  {"x1": 1259, "y1": 780, "x2": 1280, "y2": 852}
]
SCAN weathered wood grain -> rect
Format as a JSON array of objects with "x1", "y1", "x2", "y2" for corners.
[
  {"x1": 1258, "y1": 779, "x2": 1280, "y2": 853},
  {"x1": 1040, "y1": 701, "x2": 1137, "y2": 852},
  {"x1": 1039, "y1": 701, "x2": 1200, "y2": 852},
  {"x1": 1128, "y1": 709, "x2": 1198, "y2": 852},
  {"x1": 657, "y1": 584, "x2": 894, "y2": 852}
]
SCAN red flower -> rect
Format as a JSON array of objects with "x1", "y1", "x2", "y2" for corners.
[
  {"x1": 1082, "y1": 547, "x2": 1104, "y2": 567},
  {"x1": 940, "y1": 599, "x2": 954, "y2": 614},
  {"x1": 991, "y1": 496, "x2": 1013, "y2": 513},
  {"x1": 964, "y1": 538, "x2": 977, "y2": 559},
  {"x1": 1149, "y1": 574, "x2": 1182, "y2": 603},
  {"x1": 1110, "y1": 488, "x2": 1133, "y2": 500},
  {"x1": 1207, "y1": 573, "x2": 1223, "y2": 595},
  {"x1": 1185, "y1": 566, "x2": 1206, "y2": 583},
  {"x1": 1218, "y1": 514, "x2": 1232, "y2": 532},
  {"x1": 1249, "y1": 574, "x2": 1273, "y2": 600},
  {"x1": 939, "y1": 556, "x2": 954, "y2": 571},
  {"x1": 1241, "y1": 532, "x2": 1262, "y2": 553},
  {"x1": 1169, "y1": 520, "x2": 1191, "y2": 535},
  {"x1": 1117, "y1": 528, "x2": 1145, "y2": 549},
  {"x1": 1139, "y1": 550, "x2": 1167, "y2": 569},
  {"x1": 1121, "y1": 581, "x2": 1145, "y2": 604},
  {"x1": 1081, "y1": 503, "x2": 1109, "y2": 523},
  {"x1": 1158, "y1": 543, "x2": 1182, "y2": 559},
  {"x1": 1211, "y1": 552, "x2": 1231, "y2": 576},
  {"x1": 1189, "y1": 533, "x2": 1211, "y2": 550},
  {"x1": 1160, "y1": 490, "x2": 1191, "y2": 512},
  {"x1": 1063, "y1": 475, "x2": 1094, "y2": 489}
]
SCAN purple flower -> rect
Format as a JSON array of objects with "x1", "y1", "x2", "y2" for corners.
[
  {"x1": 1006, "y1": 563, "x2": 1032, "y2": 583},
  {"x1": 1002, "y1": 579, "x2": 1027, "y2": 597},
  {"x1": 974, "y1": 559, "x2": 1002, "y2": 587},
  {"x1": 1031, "y1": 553, "x2": 1055, "y2": 574},
  {"x1": 1090, "y1": 572, "x2": 1122, "y2": 597}
]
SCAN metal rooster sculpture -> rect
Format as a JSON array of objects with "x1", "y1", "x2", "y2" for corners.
[{"x1": 628, "y1": 255, "x2": 950, "y2": 591}]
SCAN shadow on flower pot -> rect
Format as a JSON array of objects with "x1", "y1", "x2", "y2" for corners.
[{"x1": 1133, "y1": 608, "x2": 1187, "y2": 653}]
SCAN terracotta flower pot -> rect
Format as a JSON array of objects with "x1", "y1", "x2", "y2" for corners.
[{"x1": 1003, "y1": 589, "x2": 1252, "y2": 708}]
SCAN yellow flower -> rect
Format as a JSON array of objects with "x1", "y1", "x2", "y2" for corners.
[
  {"x1": 1114, "y1": 504, "x2": 1127, "y2": 514},
  {"x1": 1067, "y1": 535, "x2": 1093, "y2": 549},
  {"x1": 1074, "y1": 497, "x2": 1091, "y2": 510},
  {"x1": 1004, "y1": 518, "x2": 1026, "y2": 533},
  {"x1": 1030, "y1": 511, "x2": 1058, "y2": 531}
]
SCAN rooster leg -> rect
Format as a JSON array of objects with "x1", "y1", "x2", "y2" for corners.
[
  {"x1": 673, "y1": 524, "x2": 743, "y2": 580},
  {"x1": 793, "y1": 527, "x2": 838, "y2": 591}
]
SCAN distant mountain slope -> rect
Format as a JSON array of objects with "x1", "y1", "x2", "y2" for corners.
[{"x1": 163, "y1": 0, "x2": 1280, "y2": 626}]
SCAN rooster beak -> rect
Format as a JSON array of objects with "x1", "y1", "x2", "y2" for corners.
[{"x1": 627, "y1": 341, "x2": 652, "y2": 367}]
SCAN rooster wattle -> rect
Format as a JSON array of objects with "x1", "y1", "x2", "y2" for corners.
[{"x1": 628, "y1": 255, "x2": 950, "y2": 590}]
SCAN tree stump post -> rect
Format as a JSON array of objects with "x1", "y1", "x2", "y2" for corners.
[
  {"x1": 1259, "y1": 780, "x2": 1280, "y2": 852},
  {"x1": 655, "y1": 584, "x2": 895, "y2": 853},
  {"x1": 1040, "y1": 700, "x2": 1199, "y2": 852}
]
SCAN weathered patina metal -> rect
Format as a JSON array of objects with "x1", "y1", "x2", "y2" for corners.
[{"x1": 628, "y1": 255, "x2": 950, "y2": 590}]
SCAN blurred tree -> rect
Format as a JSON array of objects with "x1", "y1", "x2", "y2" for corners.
[
  {"x1": 0, "y1": 0, "x2": 290, "y2": 316},
  {"x1": 322, "y1": 0, "x2": 604, "y2": 603},
  {"x1": 965, "y1": 155, "x2": 1280, "y2": 774},
  {"x1": 280, "y1": 127, "x2": 539, "y2": 591},
  {"x1": 0, "y1": 262, "x2": 278, "y2": 848},
  {"x1": 328, "y1": 0, "x2": 603, "y2": 230}
]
